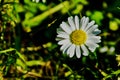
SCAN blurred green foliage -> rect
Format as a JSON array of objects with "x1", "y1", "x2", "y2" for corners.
[{"x1": 0, "y1": 0, "x2": 120, "y2": 79}]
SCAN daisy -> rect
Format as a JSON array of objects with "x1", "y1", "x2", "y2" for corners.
[{"x1": 56, "y1": 16, "x2": 101, "y2": 58}]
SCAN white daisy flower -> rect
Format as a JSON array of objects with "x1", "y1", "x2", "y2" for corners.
[{"x1": 56, "y1": 16, "x2": 101, "y2": 58}]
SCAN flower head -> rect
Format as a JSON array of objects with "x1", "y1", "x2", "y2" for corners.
[{"x1": 56, "y1": 16, "x2": 101, "y2": 58}]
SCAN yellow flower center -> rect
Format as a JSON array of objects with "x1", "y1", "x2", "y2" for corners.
[{"x1": 70, "y1": 30, "x2": 87, "y2": 45}]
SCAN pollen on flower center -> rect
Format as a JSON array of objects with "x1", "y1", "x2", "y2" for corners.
[{"x1": 70, "y1": 30, "x2": 87, "y2": 45}]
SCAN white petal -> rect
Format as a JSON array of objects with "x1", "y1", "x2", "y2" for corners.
[
  {"x1": 89, "y1": 45, "x2": 98, "y2": 52},
  {"x1": 87, "y1": 36, "x2": 101, "y2": 43},
  {"x1": 60, "y1": 40, "x2": 72, "y2": 53},
  {"x1": 93, "y1": 29, "x2": 101, "y2": 35},
  {"x1": 60, "y1": 22, "x2": 72, "y2": 34},
  {"x1": 86, "y1": 25, "x2": 98, "y2": 34},
  {"x1": 57, "y1": 32, "x2": 69, "y2": 38},
  {"x1": 85, "y1": 41, "x2": 99, "y2": 52},
  {"x1": 84, "y1": 20, "x2": 95, "y2": 31},
  {"x1": 79, "y1": 16, "x2": 85, "y2": 29},
  {"x1": 57, "y1": 31, "x2": 68, "y2": 35},
  {"x1": 76, "y1": 45, "x2": 81, "y2": 58},
  {"x1": 63, "y1": 43, "x2": 72, "y2": 53},
  {"x1": 81, "y1": 17, "x2": 89, "y2": 30},
  {"x1": 58, "y1": 39, "x2": 69, "y2": 45},
  {"x1": 68, "y1": 16, "x2": 76, "y2": 31},
  {"x1": 57, "y1": 28, "x2": 64, "y2": 34},
  {"x1": 81, "y1": 45, "x2": 89, "y2": 56},
  {"x1": 67, "y1": 44, "x2": 75, "y2": 58},
  {"x1": 75, "y1": 16, "x2": 79, "y2": 30},
  {"x1": 56, "y1": 37, "x2": 63, "y2": 41}
]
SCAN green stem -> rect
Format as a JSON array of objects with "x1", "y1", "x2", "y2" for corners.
[
  {"x1": 0, "y1": 48, "x2": 15, "y2": 54},
  {"x1": 0, "y1": 48, "x2": 26, "y2": 63},
  {"x1": 102, "y1": 69, "x2": 120, "y2": 80},
  {"x1": 26, "y1": 60, "x2": 45, "y2": 66},
  {"x1": 22, "y1": 1, "x2": 69, "y2": 27}
]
